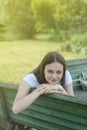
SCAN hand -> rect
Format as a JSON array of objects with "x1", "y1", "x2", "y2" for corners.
[
  {"x1": 36, "y1": 84, "x2": 64, "y2": 95},
  {"x1": 35, "y1": 84, "x2": 50, "y2": 95},
  {"x1": 44, "y1": 84, "x2": 63, "y2": 94}
]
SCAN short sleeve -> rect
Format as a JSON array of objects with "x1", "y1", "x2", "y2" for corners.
[
  {"x1": 23, "y1": 73, "x2": 39, "y2": 88},
  {"x1": 65, "y1": 70, "x2": 72, "y2": 86}
]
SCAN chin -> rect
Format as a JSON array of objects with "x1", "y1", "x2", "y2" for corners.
[
  {"x1": 47, "y1": 80, "x2": 58, "y2": 85},
  {"x1": 50, "y1": 82, "x2": 57, "y2": 85}
]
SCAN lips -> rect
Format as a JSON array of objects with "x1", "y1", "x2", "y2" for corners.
[{"x1": 50, "y1": 80, "x2": 58, "y2": 83}]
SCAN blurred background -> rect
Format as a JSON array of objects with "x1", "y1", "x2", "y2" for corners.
[{"x1": 0, "y1": 0, "x2": 87, "y2": 84}]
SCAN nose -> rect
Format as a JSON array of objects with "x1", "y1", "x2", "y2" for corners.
[{"x1": 52, "y1": 73, "x2": 57, "y2": 79}]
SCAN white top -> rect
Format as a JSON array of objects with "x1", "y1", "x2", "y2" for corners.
[{"x1": 23, "y1": 70, "x2": 72, "y2": 88}]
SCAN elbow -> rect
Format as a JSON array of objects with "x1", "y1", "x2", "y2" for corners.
[
  {"x1": 71, "y1": 91, "x2": 74, "y2": 97},
  {"x1": 12, "y1": 105, "x2": 19, "y2": 114},
  {"x1": 71, "y1": 94, "x2": 74, "y2": 97},
  {"x1": 69, "y1": 93, "x2": 74, "y2": 97}
]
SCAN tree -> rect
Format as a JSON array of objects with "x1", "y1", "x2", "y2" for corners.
[
  {"x1": 31, "y1": 0, "x2": 56, "y2": 32},
  {"x1": 54, "y1": 0, "x2": 87, "y2": 33},
  {"x1": 32, "y1": 0, "x2": 87, "y2": 38},
  {"x1": 4, "y1": 0, "x2": 36, "y2": 40}
]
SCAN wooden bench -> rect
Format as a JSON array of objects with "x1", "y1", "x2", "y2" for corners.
[{"x1": 0, "y1": 58, "x2": 87, "y2": 130}]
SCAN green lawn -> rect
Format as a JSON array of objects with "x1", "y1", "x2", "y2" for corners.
[{"x1": 0, "y1": 40, "x2": 87, "y2": 84}]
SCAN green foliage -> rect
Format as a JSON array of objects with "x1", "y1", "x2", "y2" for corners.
[
  {"x1": 31, "y1": 0, "x2": 56, "y2": 32},
  {"x1": 60, "y1": 33, "x2": 87, "y2": 55},
  {"x1": 54, "y1": 0, "x2": 87, "y2": 33},
  {"x1": 4, "y1": 0, "x2": 36, "y2": 40},
  {"x1": 32, "y1": 0, "x2": 87, "y2": 41},
  {"x1": 0, "y1": 0, "x2": 8, "y2": 40},
  {"x1": 0, "y1": 23, "x2": 6, "y2": 33},
  {"x1": 0, "y1": 24, "x2": 6, "y2": 41},
  {"x1": 70, "y1": 33, "x2": 87, "y2": 54},
  {"x1": 0, "y1": 0, "x2": 87, "y2": 41}
]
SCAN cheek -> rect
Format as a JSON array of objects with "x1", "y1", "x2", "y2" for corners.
[
  {"x1": 60, "y1": 73, "x2": 64, "y2": 79},
  {"x1": 59, "y1": 72, "x2": 63, "y2": 76},
  {"x1": 56, "y1": 73, "x2": 63, "y2": 80},
  {"x1": 44, "y1": 72, "x2": 49, "y2": 78},
  {"x1": 44, "y1": 71, "x2": 50, "y2": 80}
]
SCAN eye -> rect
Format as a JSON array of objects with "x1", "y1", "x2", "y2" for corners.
[
  {"x1": 56, "y1": 71, "x2": 62, "y2": 74},
  {"x1": 48, "y1": 70, "x2": 53, "y2": 74}
]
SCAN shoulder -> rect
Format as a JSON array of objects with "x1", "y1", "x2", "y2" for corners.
[
  {"x1": 23, "y1": 73, "x2": 36, "y2": 80},
  {"x1": 65, "y1": 70, "x2": 71, "y2": 77},
  {"x1": 65, "y1": 70, "x2": 72, "y2": 86},
  {"x1": 23, "y1": 73, "x2": 39, "y2": 88}
]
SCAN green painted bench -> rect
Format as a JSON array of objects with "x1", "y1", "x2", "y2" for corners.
[{"x1": 0, "y1": 58, "x2": 87, "y2": 130}]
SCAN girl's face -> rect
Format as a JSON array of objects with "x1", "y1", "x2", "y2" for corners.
[{"x1": 44, "y1": 62, "x2": 63, "y2": 85}]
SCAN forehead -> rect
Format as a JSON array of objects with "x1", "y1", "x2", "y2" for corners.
[{"x1": 45, "y1": 62, "x2": 63, "y2": 70}]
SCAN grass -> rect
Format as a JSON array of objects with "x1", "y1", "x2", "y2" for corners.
[{"x1": 0, "y1": 39, "x2": 87, "y2": 84}]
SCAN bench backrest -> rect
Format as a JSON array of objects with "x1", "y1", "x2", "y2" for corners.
[
  {"x1": 66, "y1": 58, "x2": 87, "y2": 90},
  {"x1": 0, "y1": 98, "x2": 4, "y2": 118},
  {"x1": 0, "y1": 82, "x2": 87, "y2": 130}
]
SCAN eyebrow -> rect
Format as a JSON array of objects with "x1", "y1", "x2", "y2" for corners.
[{"x1": 47, "y1": 69, "x2": 62, "y2": 71}]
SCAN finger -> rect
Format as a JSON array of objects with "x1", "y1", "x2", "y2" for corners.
[
  {"x1": 37, "y1": 85, "x2": 49, "y2": 95},
  {"x1": 45, "y1": 90, "x2": 62, "y2": 94}
]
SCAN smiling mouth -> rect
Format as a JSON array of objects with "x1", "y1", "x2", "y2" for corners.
[{"x1": 51, "y1": 80, "x2": 58, "y2": 82}]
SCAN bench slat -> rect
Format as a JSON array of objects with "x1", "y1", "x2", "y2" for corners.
[{"x1": 67, "y1": 58, "x2": 87, "y2": 66}]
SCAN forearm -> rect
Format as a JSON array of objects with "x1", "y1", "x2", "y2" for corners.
[
  {"x1": 61, "y1": 88, "x2": 69, "y2": 95},
  {"x1": 12, "y1": 84, "x2": 51, "y2": 114},
  {"x1": 50, "y1": 84, "x2": 70, "y2": 96},
  {"x1": 12, "y1": 90, "x2": 40, "y2": 114}
]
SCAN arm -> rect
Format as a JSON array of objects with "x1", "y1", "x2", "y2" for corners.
[
  {"x1": 53, "y1": 84, "x2": 74, "y2": 96},
  {"x1": 12, "y1": 81, "x2": 74, "y2": 114},
  {"x1": 12, "y1": 81, "x2": 48, "y2": 114},
  {"x1": 12, "y1": 81, "x2": 39, "y2": 114},
  {"x1": 64, "y1": 83, "x2": 74, "y2": 96},
  {"x1": 44, "y1": 84, "x2": 74, "y2": 96},
  {"x1": 60, "y1": 70, "x2": 74, "y2": 96}
]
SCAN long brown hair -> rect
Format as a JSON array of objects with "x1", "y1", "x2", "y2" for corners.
[{"x1": 32, "y1": 51, "x2": 66, "y2": 87}]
